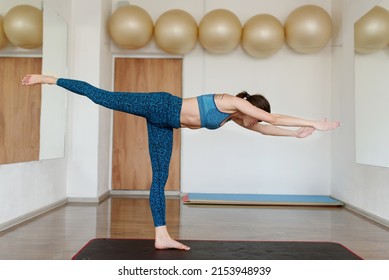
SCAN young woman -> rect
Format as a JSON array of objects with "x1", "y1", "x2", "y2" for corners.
[{"x1": 22, "y1": 74, "x2": 340, "y2": 251}]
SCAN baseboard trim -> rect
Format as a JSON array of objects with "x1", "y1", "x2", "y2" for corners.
[
  {"x1": 99, "y1": 190, "x2": 111, "y2": 202},
  {"x1": 0, "y1": 198, "x2": 68, "y2": 232},
  {"x1": 1, "y1": 191, "x2": 111, "y2": 232},
  {"x1": 110, "y1": 190, "x2": 181, "y2": 197},
  {"x1": 67, "y1": 190, "x2": 111, "y2": 204},
  {"x1": 344, "y1": 203, "x2": 389, "y2": 228}
]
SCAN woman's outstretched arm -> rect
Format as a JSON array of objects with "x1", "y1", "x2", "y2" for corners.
[
  {"x1": 255, "y1": 124, "x2": 315, "y2": 138},
  {"x1": 232, "y1": 96, "x2": 341, "y2": 131},
  {"x1": 234, "y1": 119, "x2": 316, "y2": 138}
]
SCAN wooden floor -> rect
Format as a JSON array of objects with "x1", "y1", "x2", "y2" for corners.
[{"x1": 0, "y1": 196, "x2": 388, "y2": 260}]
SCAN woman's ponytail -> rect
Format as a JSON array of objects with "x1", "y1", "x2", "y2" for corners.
[
  {"x1": 236, "y1": 91, "x2": 271, "y2": 113},
  {"x1": 236, "y1": 91, "x2": 251, "y2": 100}
]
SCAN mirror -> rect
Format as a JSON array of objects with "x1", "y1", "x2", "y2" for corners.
[
  {"x1": 355, "y1": 1, "x2": 389, "y2": 167},
  {"x1": 40, "y1": 3, "x2": 67, "y2": 160},
  {"x1": 0, "y1": 2, "x2": 67, "y2": 164}
]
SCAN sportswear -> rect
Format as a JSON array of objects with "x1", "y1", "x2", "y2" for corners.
[{"x1": 197, "y1": 94, "x2": 230, "y2": 129}]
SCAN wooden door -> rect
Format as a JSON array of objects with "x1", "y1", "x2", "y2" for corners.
[
  {"x1": 0, "y1": 57, "x2": 42, "y2": 164},
  {"x1": 112, "y1": 58, "x2": 182, "y2": 191}
]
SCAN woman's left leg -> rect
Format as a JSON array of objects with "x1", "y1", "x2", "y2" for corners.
[{"x1": 146, "y1": 122, "x2": 189, "y2": 250}]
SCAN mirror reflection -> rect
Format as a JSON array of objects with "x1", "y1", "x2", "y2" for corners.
[
  {"x1": 40, "y1": 3, "x2": 67, "y2": 160},
  {"x1": 0, "y1": 2, "x2": 67, "y2": 164},
  {"x1": 355, "y1": 1, "x2": 389, "y2": 167}
]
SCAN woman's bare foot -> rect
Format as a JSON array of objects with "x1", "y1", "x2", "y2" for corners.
[
  {"x1": 155, "y1": 226, "x2": 190, "y2": 250},
  {"x1": 22, "y1": 74, "x2": 57, "y2": 86}
]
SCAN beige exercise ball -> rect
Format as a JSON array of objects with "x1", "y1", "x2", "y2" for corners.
[
  {"x1": 199, "y1": 9, "x2": 242, "y2": 54},
  {"x1": 108, "y1": 5, "x2": 153, "y2": 50},
  {"x1": 354, "y1": 6, "x2": 389, "y2": 54},
  {"x1": 242, "y1": 14, "x2": 284, "y2": 58},
  {"x1": 3, "y1": 5, "x2": 43, "y2": 49},
  {"x1": 0, "y1": 16, "x2": 9, "y2": 49},
  {"x1": 154, "y1": 9, "x2": 197, "y2": 54},
  {"x1": 285, "y1": 5, "x2": 332, "y2": 53}
]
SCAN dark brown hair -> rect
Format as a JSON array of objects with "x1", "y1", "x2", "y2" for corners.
[{"x1": 236, "y1": 91, "x2": 271, "y2": 113}]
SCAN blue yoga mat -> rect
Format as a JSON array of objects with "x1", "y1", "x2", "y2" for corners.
[{"x1": 183, "y1": 193, "x2": 343, "y2": 206}]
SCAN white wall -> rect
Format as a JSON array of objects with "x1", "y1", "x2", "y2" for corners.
[
  {"x1": 331, "y1": 0, "x2": 389, "y2": 224},
  {"x1": 0, "y1": 0, "x2": 70, "y2": 229}
]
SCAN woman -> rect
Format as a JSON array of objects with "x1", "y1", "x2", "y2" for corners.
[{"x1": 22, "y1": 74, "x2": 340, "y2": 251}]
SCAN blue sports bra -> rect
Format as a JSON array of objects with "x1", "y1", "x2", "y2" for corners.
[{"x1": 197, "y1": 94, "x2": 231, "y2": 129}]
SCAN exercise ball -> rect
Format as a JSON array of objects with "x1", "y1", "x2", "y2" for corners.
[
  {"x1": 108, "y1": 5, "x2": 153, "y2": 50},
  {"x1": 242, "y1": 14, "x2": 284, "y2": 58},
  {"x1": 0, "y1": 16, "x2": 9, "y2": 49},
  {"x1": 3, "y1": 5, "x2": 43, "y2": 49},
  {"x1": 199, "y1": 9, "x2": 242, "y2": 54},
  {"x1": 154, "y1": 9, "x2": 197, "y2": 54},
  {"x1": 284, "y1": 5, "x2": 332, "y2": 53},
  {"x1": 354, "y1": 6, "x2": 389, "y2": 54}
]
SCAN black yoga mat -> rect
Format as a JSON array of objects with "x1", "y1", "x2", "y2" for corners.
[{"x1": 72, "y1": 239, "x2": 362, "y2": 260}]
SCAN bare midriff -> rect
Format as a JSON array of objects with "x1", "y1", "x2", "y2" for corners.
[{"x1": 180, "y1": 97, "x2": 202, "y2": 129}]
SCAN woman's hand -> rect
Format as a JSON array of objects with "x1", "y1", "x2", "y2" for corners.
[
  {"x1": 295, "y1": 127, "x2": 315, "y2": 138},
  {"x1": 313, "y1": 118, "x2": 341, "y2": 131}
]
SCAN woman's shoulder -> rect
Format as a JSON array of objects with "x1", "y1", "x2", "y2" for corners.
[
  {"x1": 215, "y1": 93, "x2": 234, "y2": 99},
  {"x1": 214, "y1": 93, "x2": 239, "y2": 113}
]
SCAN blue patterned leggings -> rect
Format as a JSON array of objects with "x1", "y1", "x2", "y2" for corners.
[{"x1": 57, "y1": 78, "x2": 182, "y2": 227}]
